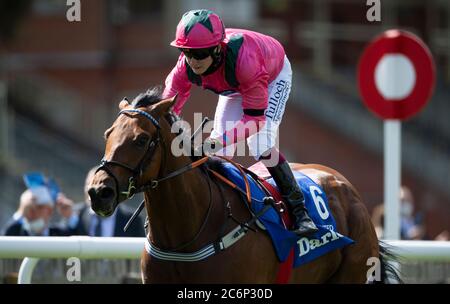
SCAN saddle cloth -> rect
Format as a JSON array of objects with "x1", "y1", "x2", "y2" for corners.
[{"x1": 216, "y1": 161, "x2": 354, "y2": 267}]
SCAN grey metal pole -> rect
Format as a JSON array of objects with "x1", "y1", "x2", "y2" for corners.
[{"x1": 384, "y1": 120, "x2": 401, "y2": 240}]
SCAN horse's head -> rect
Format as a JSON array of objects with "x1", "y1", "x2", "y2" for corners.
[{"x1": 88, "y1": 88, "x2": 177, "y2": 217}]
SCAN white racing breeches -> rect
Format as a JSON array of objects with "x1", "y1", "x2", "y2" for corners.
[{"x1": 210, "y1": 55, "x2": 292, "y2": 160}]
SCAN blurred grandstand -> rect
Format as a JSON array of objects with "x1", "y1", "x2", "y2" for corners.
[{"x1": 0, "y1": 0, "x2": 449, "y2": 283}]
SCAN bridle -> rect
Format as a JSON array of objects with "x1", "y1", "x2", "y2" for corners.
[
  {"x1": 94, "y1": 107, "x2": 271, "y2": 259},
  {"x1": 95, "y1": 108, "x2": 162, "y2": 207},
  {"x1": 95, "y1": 107, "x2": 214, "y2": 251},
  {"x1": 96, "y1": 108, "x2": 211, "y2": 202}
]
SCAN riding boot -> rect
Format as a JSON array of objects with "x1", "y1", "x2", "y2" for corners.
[{"x1": 267, "y1": 161, "x2": 319, "y2": 236}]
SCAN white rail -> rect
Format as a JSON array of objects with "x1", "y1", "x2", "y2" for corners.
[
  {"x1": 0, "y1": 236, "x2": 144, "y2": 283},
  {"x1": 385, "y1": 240, "x2": 450, "y2": 262},
  {"x1": 0, "y1": 237, "x2": 449, "y2": 283},
  {"x1": 0, "y1": 236, "x2": 144, "y2": 259}
]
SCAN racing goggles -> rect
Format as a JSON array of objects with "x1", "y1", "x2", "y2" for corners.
[{"x1": 179, "y1": 47, "x2": 215, "y2": 60}]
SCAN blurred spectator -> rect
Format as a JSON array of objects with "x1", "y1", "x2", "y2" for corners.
[
  {"x1": 399, "y1": 186, "x2": 426, "y2": 240},
  {"x1": 371, "y1": 203, "x2": 384, "y2": 239},
  {"x1": 2, "y1": 189, "x2": 78, "y2": 236},
  {"x1": 371, "y1": 185, "x2": 426, "y2": 240},
  {"x1": 434, "y1": 230, "x2": 449, "y2": 241},
  {"x1": 73, "y1": 167, "x2": 145, "y2": 237}
]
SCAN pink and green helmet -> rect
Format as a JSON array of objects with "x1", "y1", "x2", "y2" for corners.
[{"x1": 170, "y1": 9, "x2": 225, "y2": 49}]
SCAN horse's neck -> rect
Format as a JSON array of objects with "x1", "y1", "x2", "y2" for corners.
[{"x1": 145, "y1": 153, "x2": 210, "y2": 250}]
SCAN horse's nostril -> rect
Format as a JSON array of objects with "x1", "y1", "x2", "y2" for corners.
[
  {"x1": 88, "y1": 188, "x2": 97, "y2": 201},
  {"x1": 99, "y1": 187, "x2": 114, "y2": 200}
]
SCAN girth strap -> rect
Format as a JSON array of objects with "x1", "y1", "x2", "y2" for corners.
[{"x1": 145, "y1": 203, "x2": 272, "y2": 262}]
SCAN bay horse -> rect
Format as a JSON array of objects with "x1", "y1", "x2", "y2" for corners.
[{"x1": 88, "y1": 89, "x2": 400, "y2": 283}]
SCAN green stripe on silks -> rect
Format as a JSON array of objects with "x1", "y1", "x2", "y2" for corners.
[
  {"x1": 224, "y1": 34, "x2": 244, "y2": 88},
  {"x1": 182, "y1": 9, "x2": 214, "y2": 36}
]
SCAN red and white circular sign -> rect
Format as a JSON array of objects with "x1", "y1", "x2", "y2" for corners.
[{"x1": 357, "y1": 29, "x2": 435, "y2": 120}]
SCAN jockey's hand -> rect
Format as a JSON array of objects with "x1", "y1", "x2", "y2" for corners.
[{"x1": 193, "y1": 137, "x2": 223, "y2": 157}]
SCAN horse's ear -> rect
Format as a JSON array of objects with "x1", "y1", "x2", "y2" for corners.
[
  {"x1": 119, "y1": 97, "x2": 129, "y2": 110},
  {"x1": 157, "y1": 94, "x2": 178, "y2": 113}
]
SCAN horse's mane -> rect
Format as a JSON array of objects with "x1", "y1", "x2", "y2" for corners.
[
  {"x1": 129, "y1": 86, "x2": 190, "y2": 142},
  {"x1": 131, "y1": 87, "x2": 163, "y2": 108},
  {"x1": 129, "y1": 86, "x2": 180, "y2": 124}
]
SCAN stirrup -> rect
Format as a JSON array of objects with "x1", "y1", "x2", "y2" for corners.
[
  {"x1": 291, "y1": 209, "x2": 318, "y2": 236},
  {"x1": 291, "y1": 222, "x2": 319, "y2": 236}
]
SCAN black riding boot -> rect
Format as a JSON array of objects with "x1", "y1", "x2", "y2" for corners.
[{"x1": 267, "y1": 161, "x2": 319, "y2": 236}]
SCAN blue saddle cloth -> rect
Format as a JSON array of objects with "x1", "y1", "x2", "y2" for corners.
[{"x1": 218, "y1": 162, "x2": 354, "y2": 267}]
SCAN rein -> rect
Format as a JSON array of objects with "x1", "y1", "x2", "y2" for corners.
[{"x1": 97, "y1": 108, "x2": 270, "y2": 261}]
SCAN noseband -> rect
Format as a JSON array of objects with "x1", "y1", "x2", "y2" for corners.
[{"x1": 95, "y1": 109, "x2": 162, "y2": 206}]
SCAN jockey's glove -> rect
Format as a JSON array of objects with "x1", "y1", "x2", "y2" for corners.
[{"x1": 193, "y1": 137, "x2": 223, "y2": 157}]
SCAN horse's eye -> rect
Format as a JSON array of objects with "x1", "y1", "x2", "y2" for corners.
[{"x1": 135, "y1": 135, "x2": 150, "y2": 148}]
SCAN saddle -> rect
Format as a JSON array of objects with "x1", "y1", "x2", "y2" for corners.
[
  {"x1": 205, "y1": 156, "x2": 293, "y2": 230},
  {"x1": 206, "y1": 156, "x2": 354, "y2": 269}
]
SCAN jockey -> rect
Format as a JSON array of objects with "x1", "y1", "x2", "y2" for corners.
[{"x1": 163, "y1": 9, "x2": 318, "y2": 236}]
